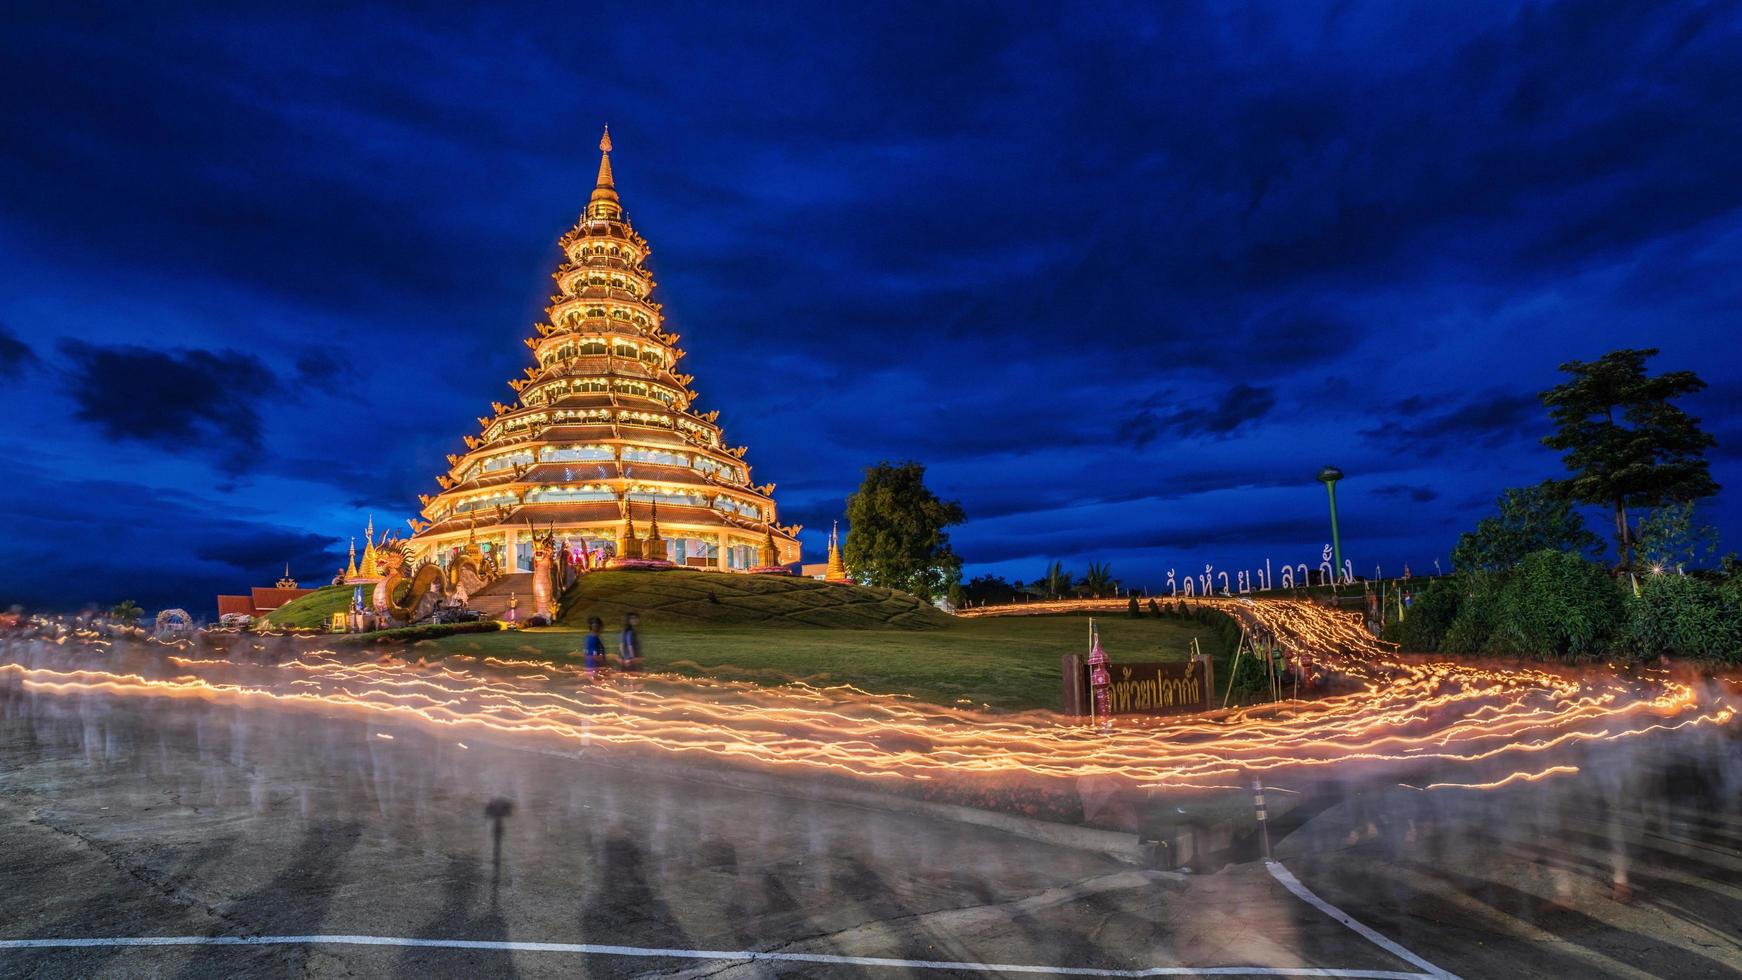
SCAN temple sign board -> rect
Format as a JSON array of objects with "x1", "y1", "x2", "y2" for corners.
[{"x1": 1062, "y1": 653, "x2": 1214, "y2": 719}]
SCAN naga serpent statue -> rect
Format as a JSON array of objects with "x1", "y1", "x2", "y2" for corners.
[{"x1": 371, "y1": 534, "x2": 448, "y2": 627}]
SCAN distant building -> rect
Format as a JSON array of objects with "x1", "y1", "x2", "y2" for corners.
[{"x1": 216, "y1": 565, "x2": 314, "y2": 620}]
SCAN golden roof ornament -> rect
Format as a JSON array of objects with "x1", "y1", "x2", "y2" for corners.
[{"x1": 589, "y1": 125, "x2": 620, "y2": 218}]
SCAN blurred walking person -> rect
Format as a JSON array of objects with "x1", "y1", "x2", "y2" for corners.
[
  {"x1": 620, "y1": 612, "x2": 643, "y2": 670},
  {"x1": 583, "y1": 616, "x2": 606, "y2": 673}
]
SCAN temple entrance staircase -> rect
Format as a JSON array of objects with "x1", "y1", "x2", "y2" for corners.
[{"x1": 467, "y1": 573, "x2": 534, "y2": 622}]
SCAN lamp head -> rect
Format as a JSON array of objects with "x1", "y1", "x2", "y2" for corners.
[{"x1": 1317, "y1": 465, "x2": 1344, "y2": 485}]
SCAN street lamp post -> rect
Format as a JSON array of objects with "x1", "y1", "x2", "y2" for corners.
[{"x1": 1317, "y1": 466, "x2": 1344, "y2": 577}]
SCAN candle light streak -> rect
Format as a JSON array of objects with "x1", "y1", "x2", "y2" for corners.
[
  {"x1": 5, "y1": 598, "x2": 1736, "y2": 799},
  {"x1": 7, "y1": 597, "x2": 1738, "y2": 799}
]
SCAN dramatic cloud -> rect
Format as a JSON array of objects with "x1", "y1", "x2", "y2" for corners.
[
  {"x1": 0, "y1": 323, "x2": 35, "y2": 378},
  {"x1": 1121, "y1": 385, "x2": 1279, "y2": 447},
  {"x1": 58, "y1": 341, "x2": 280, "y2": 462},
  {"x1": 2, "y1": 0, "x2": 1739, "y2": 607},
  {"x1": 1361, "y1": 391, "x2": 1543, "y2": 457},
  {"x1": 1372, "y1": 484, "x2": 1440, "y2": 503}
]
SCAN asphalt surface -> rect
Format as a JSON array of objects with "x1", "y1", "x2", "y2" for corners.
[{"x1": 1, "y1": 663, "x2": 1738, "y2": 978}]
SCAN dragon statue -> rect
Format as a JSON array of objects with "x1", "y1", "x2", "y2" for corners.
[
  {"x1": 371, "y1": 533, "x2": 449, "y2": 627},
  {"x1": 527, "y1": 519, "x2": 559, "y2": 621},
  {"x1": 445, "y1": 521, "x2": 499, "y2": 603}
]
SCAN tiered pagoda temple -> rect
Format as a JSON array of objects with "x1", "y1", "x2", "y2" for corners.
[{"x1": 406, "y1": 129, "x2": 799, "y2": 574}]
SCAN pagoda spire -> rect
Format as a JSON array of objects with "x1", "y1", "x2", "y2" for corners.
[
  {"x1": 588, "y1": 125, "x2": 620, "y2": 219},
  {"x1": 826, "y1": 521, "x2": 848, "y2": 582}
]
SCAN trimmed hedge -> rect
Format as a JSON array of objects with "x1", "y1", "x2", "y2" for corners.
[{"x1": 338, "y1": 621, "x2": 504, "y2": 645}]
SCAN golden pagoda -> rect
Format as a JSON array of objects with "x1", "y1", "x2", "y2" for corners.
[
  {"x1": 346, "y1": 516, "x2": 383, "y2": 583},
  {"x1": 825, "y1": 522, "x2": 850, "y2": 582},
  {"x1": 407, "y1": 128, "x2": 798, "y2": 572}
]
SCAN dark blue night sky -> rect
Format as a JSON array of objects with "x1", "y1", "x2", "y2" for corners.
[{"x1": 4, "y1": 2, "x2": 1739, "y2": 613}]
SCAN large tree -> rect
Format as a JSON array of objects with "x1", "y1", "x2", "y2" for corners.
[
  {"x1": 842, "y1": 461, "x2": 966, "y2": 600},
  {"x1": 1451, "y1": 482, "x2": 1601, "y2": 572},
  {"x1": 1540, "y1": 348, "x2": 1718, "y2": 570}
]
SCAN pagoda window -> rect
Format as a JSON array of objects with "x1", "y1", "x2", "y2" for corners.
[
  {"x1": 588, "y1": 307, "x2": 607, "y2": 318},
  {"x1": 613, "y1": 342, "x2": 638, "y2": 358},
  {"x1": 573, "y1": 379, "x2": 608, "y2": 393},
  {"x1": 628, "y1": 490, "x2": 705, "y2": 507},
  {"x1": 714, "y1": 497, "x2": 761, "y2": 518},
  {"x1": 541, "y1": 445, "x2": 612, "y2": 463},
  {"x1": 530, "y1": 487, "x2": 615, "y2": 503},
  {"x1": 579, "y1": 339, "x2": 607, "y2": 355},
  {"x1": 695, "y1": 458, "x2": 741, "y2": 482},
  {"x1": 639, "y1": 349, "x2": 662, "y2": 367},
  {"x1": 610, "y1": 246, "x2": 620, "y2": 256},
  {"x1": 481, "y1": 450, "x2": 535, "y2": 473},
  {"x1": 623, "y1": 447, "x2": 689, "y2": 467}
]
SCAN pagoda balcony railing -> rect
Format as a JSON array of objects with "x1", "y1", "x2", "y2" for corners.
[
  {"x1": 546, "y1": 317, "x2": 662, "y2": 339},
  {"x1": 553, "y1": 287, "x2": 648, "y2": 308}
]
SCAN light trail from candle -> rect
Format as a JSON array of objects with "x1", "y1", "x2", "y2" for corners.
[{"x1": 3, "y1": 597, "x2": 1735, "y2": 795}]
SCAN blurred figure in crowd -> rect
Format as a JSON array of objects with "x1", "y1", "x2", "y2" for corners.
[{"x1": 620, "y1": 612, "x2": 642, "y2": 670}]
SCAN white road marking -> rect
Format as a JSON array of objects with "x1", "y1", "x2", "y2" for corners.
[
  {"x1": 1266, "y1": 861, "x2": 1460, "y2": 980},
  {"x1": 0, "y1": 934, "x2": 1435, "y2": 978}
]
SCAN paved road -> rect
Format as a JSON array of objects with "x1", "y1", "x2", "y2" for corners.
[{"x1": 1, "y1": 666, "x2": 1738, "y2": 978}]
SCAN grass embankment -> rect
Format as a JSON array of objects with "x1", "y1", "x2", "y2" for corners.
[
  {"x1": 425, "y1": 570, "x2": 1237, "y2": 710},
  {"x1": 265, "y1": 584, "x2": 363, "y2": 628},
  {"x1": 552, "y1": 569, "x2": 951, "y2": 629}
]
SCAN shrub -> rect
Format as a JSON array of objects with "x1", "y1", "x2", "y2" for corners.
[
  {"x1": 1625, "y1": 574, "x2": 1742, "y2": 663},
  {"x1": 1147, "y1": 598, "x2": 1161, "y2": 615},
  {"x1": 1442, "y1": 572, "x2": 1502, "y2": 654},
  {"x1": 1486, "y1": 551, "x2": 1624, "y2": 659},
  {"x1": 1382, "y1": 577, "x2": 1462, "y2": 652},
  {"x1": 1128, "y1": 595, "x2": 1141, "y2": 618}
]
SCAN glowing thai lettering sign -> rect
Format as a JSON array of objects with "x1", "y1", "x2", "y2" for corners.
[
  {"x1": 1103, "y1": 659, "x2": 1212, "y2": 716},
  {"x1": 1064, "y1": 654, "x2": 1214, "y2": 719}
]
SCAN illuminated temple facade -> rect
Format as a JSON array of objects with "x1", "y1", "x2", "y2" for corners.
[{"x1": 407, "y1": 129, "x2": 799, "y2": 573}]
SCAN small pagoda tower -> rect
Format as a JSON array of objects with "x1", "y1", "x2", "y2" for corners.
[
  {"x1": 407, "y1": 128, "x2": 798, "y2": 571},
  {"x1": 825, "y1": 522, "x2": 850, "y2": 583},
  {"x1": 346, "y1": 516, "x2": 383, "y2": 583}
]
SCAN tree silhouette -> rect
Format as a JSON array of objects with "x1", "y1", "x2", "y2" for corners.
[{"x1": 1541, "y1": 348, "x2": 1717, "y2": 570}]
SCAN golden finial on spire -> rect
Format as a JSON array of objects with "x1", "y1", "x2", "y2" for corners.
[{"x1": 589, "y1": 124, "x2": 620, "y2": 218}]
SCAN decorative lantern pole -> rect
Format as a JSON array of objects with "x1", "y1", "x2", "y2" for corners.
[
  {"x1": 1317, "y1": 466, "x2": 1345, "y2": 576},
  {"x1": 1087, "y1": 619, "x2": 1111, "y2": 728}
]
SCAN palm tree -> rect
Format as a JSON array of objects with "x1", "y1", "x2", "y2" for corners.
[
  {"x1": 1041, "y1": 561, "x2": 1073, "y2": 599},
  {"x1": 1080, "y1": 561, "x2": 1117, "y2": 598},
  {"x1": 110, "y1": 600, "x2": 143, "y2": 625}
]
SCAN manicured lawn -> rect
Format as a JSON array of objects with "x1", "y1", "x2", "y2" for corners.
[
  {"x1": 266, "y1": 583, "x2": 367, "y2": 628},
  {"x1": 553, "y1": 569, "x2": 951, "y2": 630},
  {"x1": 431, "y1": 613, "x2": 1234, "y2": 712}
]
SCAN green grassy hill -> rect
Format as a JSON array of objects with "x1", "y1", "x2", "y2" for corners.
[
  {"x1": 556, "y1": 570, "x2": 952, "y2": 630},
  {"x1": 266, "y1": 584, "x2": 365, "y2": 628}
]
